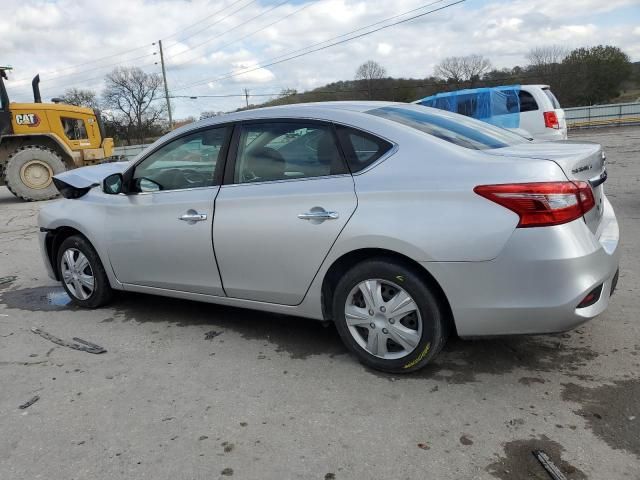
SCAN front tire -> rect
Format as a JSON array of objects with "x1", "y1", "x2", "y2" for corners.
[
  {"x1": 57, "y1": 235, "x2": 113, "y2": 308},
  {"x1": 332, "y1": 259, "x2": 448, "y2": 373}
]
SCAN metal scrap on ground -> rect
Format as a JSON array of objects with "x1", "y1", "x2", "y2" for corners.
[
  {"x1": 532, "y1": 450, "x2": 569, "y2": 480},
  {"x1": 204, "y1": 330, "x2": 222, "y2": 340},
  {"x1": 18, "y1": 395, "x2": 40, "y2": 409},
  {"x1": 31, "y1": 328, "x2": 107, "y2": 354}
]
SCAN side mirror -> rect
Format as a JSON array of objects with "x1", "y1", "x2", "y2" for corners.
[{"x1": 103, "y1": 173, "x2": 124, "y2": 195}]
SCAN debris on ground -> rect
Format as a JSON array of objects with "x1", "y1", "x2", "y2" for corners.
[
  {"x1": 31, "y1": 328, "x2": 107, "y2": 354},
  {"x1": 460, "y1": 434, "x2": 474, "y2": 445},
  {"x1": 532, "y1": 450, "x2": 568, "y2": 480},
  {"x1": 19, "y1": 395, "x2": 40, "y2": 409},
  {"x1": 204, "y1": 330, "x2": 222, "y2": 340},
  {"x1": 0, "y1": 275, "x2": 17, "y2": 286},
  {"x1": 417, "y1": 443, "x2": 430, "y2": 450},
  {"x1": 73, "y1": 337, "x2": 107, "y2": 354},
  {"x1": 221, "y1": 467, "x2": 234, "y2": 476}
]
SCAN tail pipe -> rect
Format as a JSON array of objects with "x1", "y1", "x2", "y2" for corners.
[{"x1": 32, "y1": 74, "x2": 42, "y2": 103}]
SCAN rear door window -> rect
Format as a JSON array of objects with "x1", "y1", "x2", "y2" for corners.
[
  {"x1": 518, "y1": 91, "x2": 538, "y2": 112},
  {"x1": 335, "y1": 125, "x2": 392, "y2": 172},
  {"x1": 233, "y1": 122, "x2": 347, "y2": 184}
]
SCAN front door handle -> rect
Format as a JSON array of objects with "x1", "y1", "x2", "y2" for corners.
[
  {"x1": 179, "y1": 209, "x2": 207, "y2": 223},
  {"x1": 298, "y1": 208, "x2": 339, "y2": 221}
]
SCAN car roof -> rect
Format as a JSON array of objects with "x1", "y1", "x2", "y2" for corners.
[
  {"x1": 520, "y1": 84, "x2": 551, "y2": 90},
  {"x1": 170, "y1": 101, "x2": 400, "y2": 136}
]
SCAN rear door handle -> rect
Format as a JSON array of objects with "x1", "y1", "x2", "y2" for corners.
[
  {"x1": 179, "y1": 209, "x2": 207, "y2": 223},
  {"x1": 298, "y1": 210, "x2": 339, "y2": 221}
]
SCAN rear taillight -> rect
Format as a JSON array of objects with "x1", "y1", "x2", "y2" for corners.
[
  {"x1": 474, "y1": 181, "x2": 595, "y2": 228},
  {"x1": 543, "y1": 111, "x2": 559, "y2": 129}
]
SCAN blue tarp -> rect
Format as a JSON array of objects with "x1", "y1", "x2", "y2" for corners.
[{"x1": 416, "y1": 85, "x2": 521, "y2": 128}]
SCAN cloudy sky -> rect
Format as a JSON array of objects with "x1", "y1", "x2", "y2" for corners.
[{"x1": 2, "y1": 0, "x2": 639, "y2": 118}]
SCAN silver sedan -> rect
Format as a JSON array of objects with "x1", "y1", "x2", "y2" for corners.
[{"x1": 38, "y1": 102, "x2": 620, "y2": 373}]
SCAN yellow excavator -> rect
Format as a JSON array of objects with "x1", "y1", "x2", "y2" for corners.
[{"x1": 0, "y1": 66, "x2": 114, "y2": 201}]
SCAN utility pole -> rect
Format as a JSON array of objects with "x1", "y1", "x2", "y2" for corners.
[
  {"x1": 244, "y1": 88, "x2": 250, "y2": 108},
  {"x1": 158, "y1": 40, "x2": 173, "y2": 129}
]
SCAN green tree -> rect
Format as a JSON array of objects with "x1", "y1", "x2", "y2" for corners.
[{"x1": 560, "y1": 45, "x2": 632, "y2": 105}]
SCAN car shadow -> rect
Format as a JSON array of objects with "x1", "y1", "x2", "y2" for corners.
[{"x1": 1, "y1": 285, "x2": 599, "y2": 381}]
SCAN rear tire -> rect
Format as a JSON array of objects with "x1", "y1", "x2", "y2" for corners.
[
  {"x1": 332, "y1": 259, "x2": 448, "y2": 373},
  {"x1": 5, "y1": 146, "x2": 66, "y2": 201},
  {"x1": 57, "y1": 235, "x2": 113, "y2": 308}
]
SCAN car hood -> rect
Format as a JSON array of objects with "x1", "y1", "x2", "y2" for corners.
[{"x1": 53, "y1": 161, "x2": 131, "y2": 199}]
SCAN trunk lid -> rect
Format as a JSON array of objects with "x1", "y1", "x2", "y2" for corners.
[{"x1": 485, "y1": 141, "x2": 606, "y2": 234}]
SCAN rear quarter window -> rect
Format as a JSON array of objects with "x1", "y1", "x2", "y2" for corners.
[
  {"x1": 335, "y1": 125, "x2": 392, "y2": 172},
  {"x1": 518, "y1": 91, "x2": 538, "y2": 112},
  {"x1": 543, "y1": 88, "x2": 561, "y2": 109},
  {"x1": 368, "y1": 105, "x2": 528, "y2": 150}
]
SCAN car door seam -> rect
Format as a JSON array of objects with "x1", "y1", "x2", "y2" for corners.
[{"x1": 295, "y1": 174, "x2": 360, "y2": 307}]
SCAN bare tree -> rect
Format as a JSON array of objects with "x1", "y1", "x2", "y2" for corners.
[
  {"x1": 59, "y1": 88, "x2": 99, "y2": 109},
  {"x1": 527, "y1": 45, "x2": 568, "y2": 68},
  {"x1": 102, "y1": 67, "x2": 166, "y2": 144},
  {"x1": 355, "y1": 60, "x2": 387, "y2": 99},
  {"x1": 434, "y1": 54, "x2": 492, "y2": 85},
  {"x1": 526, "y1": 45, "x2": 568, "y2": 81}
]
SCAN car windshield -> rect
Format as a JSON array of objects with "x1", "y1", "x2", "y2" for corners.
[{"x1": 367, "y1": 105, "x2": 529, "y2": 150}]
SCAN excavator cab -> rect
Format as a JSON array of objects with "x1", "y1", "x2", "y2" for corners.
[{"x1": 0, "y1": 67, "x2": 114, "y2": 201}]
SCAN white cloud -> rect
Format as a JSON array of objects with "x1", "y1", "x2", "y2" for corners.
[
  {"x1": 228, "y1": 62, "x2": 276, "y2": 83},
  {"x1": 1, "y1": 0, "x2": 638, "y2": 117},
  {"x1": 377, "y1": 42, "x2": 393, "y2": 56}
]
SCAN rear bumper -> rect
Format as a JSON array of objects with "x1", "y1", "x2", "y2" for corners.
[{"x1": 425, "y1": 196, "x2": 620, "y2": 337}]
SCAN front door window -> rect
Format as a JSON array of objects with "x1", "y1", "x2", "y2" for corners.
[{"x1": 133, "y1": 127, "x2": 229, "y2": 192}]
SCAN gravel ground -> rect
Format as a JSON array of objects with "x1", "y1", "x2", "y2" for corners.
[{"x1": 1, "y1": 127, "x2": 639, "y2": 480}]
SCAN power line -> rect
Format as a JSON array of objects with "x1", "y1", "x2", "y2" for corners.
[
  {"x1": 164, "y1": 0, "x2": 260, "y2": 49},
  {"x1": 7, "y1": 60, "x2": 162, "y2": 98},
  {"x1": 8, "y1": 0, "x2": 252, "y2": 84},
  {"x1": 166, "y1": 0, "x2": 289, "y2": 62},
  {"x1": 168, "y1": 0, "x2": 320, "y2": 69},
  {"x1": 9, "y1": 51, "x2": 158, "y2": 88},
  {"x1": 172, "y1": 0, "x2": 464, "y2": 92},
  {"x1": 246, "y1": 0, "x2": 448, "y2": 70},
  {"x1": 162, "y1": 0, "x2": 248, "y2": 42},
  {"x1": 9, "y1": 44, "x2": 155, "y2": 83}
]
